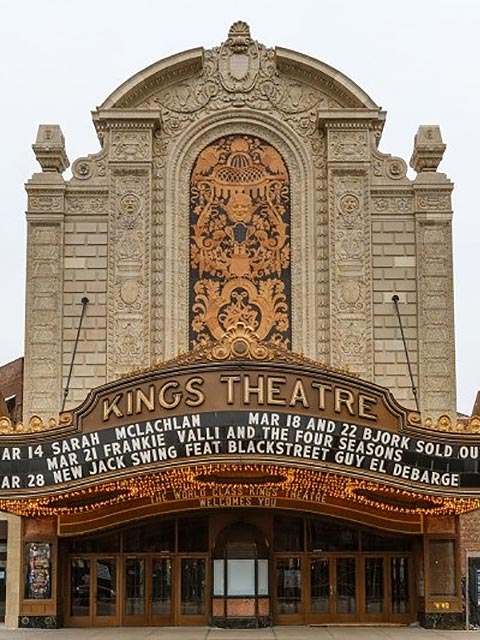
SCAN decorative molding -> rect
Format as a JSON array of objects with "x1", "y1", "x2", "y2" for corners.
[
  {"x1": 111, "y1": 130, "x2": 151, "y2": 161},
  {"x1": 422, "y1": 414, "x2": 480, "y2": 433},
  {"x1": 27, "y1": 193, "x2": 63, "y2": 213},
  {"x1": 328, "y1": 129, "x2": 369, "y2": 161},
  {"x1": 71, "y1": 146, "x2": 108, "y2": 183},
  {"x1": 23, "y1": 224, "x2": 63, "y2": 420},
  {"x1": 125, "y1": 321, "x2": 353, "y2": 379},
  {"x1": 329, "y1": 169, "x2": 372, "y2": 380},
  {"x1": 162, "y1": 110, "x2": 318, "y2": 362},
  {"x1": 107, "y1": 169, "x2": 151, "y2": 380},
  {"x1": 65, "y1": 192, "x2": 109, "y2": 215},
  {"x1": 371, "y1": 145, "x2": 409, "y2": 185},
  {"x1": 372, "y1": 195, "x2": 413, "y2": 214},
  {"x1": 218, "y1": 21, "x2": 260, "y2": 93},
  {"x1": 416, "y1": 220, "x2": 456, "y2": 416},
  {"x1": 0, "y1": 412, "x2": 72, "y2": 434},
  {"x1": 137, "y1": 33, "x2": 336, "y2": 130},
  {"x1": 416, "y1": 193, "x2": 451, "y2": 211}
]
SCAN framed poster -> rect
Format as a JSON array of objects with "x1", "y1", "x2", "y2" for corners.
[{"x1": 24, "y1": 542, "x2": 52, "y2": 599}]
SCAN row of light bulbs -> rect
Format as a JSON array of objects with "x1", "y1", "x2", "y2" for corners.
[{"x1": 0, "y1": 463, "x2": 477, "y2": 519}]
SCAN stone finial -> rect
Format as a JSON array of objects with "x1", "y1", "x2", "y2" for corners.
[
  {"x1": 32, "y1": 125, "x2": 69, "y2": 173},
  {"x1": 410, "y1": 125, "x2": 446, "y2": 173},
  {"x1": 228, "y1": 21, "x2": 251, "y2": 40}
]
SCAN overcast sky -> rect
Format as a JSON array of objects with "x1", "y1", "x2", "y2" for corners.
[{"x1": 0, "y1": 0, "x2": 478, "y2": 414}]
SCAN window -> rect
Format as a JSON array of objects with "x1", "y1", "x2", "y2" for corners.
[
  {"x1": 429, "y1": 539, "x2": 456, "y2": 596},
  {"x1": 213, "y1": 558, "x2": 268, "y2": 597}
]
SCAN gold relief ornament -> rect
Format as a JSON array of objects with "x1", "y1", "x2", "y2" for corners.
[
  {"x1": 190, "y1": 135, "x2": 291, "y2": 348},
  {"x1": 422, "y1": 414, "x2": 480, "y2": 433},
  {"x1": 0, "y1": 412, "x2": 73, "y2": 435},
  {"x1": 210, "y1": 323, "x2": 272, "y2": 360}
]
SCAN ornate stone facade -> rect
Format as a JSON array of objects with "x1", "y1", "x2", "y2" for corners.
[{"x1": 23, "y1": 23, "x2": 456, "y2": 422}]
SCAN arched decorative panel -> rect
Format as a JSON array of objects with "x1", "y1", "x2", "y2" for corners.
[{"x1": 189, "y1": 135, "x2": 291, "y2": 349}]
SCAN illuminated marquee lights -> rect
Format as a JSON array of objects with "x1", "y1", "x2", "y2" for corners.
[{"x1": 1, "y1": 463, "x2": 479, "y2": 518}]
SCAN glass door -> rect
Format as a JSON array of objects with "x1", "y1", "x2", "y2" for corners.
[
  {"x1": 177, "y1": 556, "x2": 208, "y2": 625},
  {"x1": 151, "y1": 557, "x2": 173, "y2": 624},
  {"x1": 93, "y1": 558, "x2": 118, "y2": 626},
  {"x1": 309, "y1": 557, "x2": 332, "y2": 621},
  {"x1": 69, "y1": 558, "x2": 92, "y2": 626},
  {"x1": 363, "y1": 557, "x2": 385, "y2": 621},
  {"x1": 123, "y1": 557, "x2": 147, "y2": 625},
  {"x1": 274, "y1": 556, "x2": 303, "y2": 623},
  {"x1": 390, "y1": 555, "x2": 412, "y2": 622},
  {"x1": 67, "y1": 556, "x2": 119, "y2": 626},
  {"x1": 335, "y1": 557, "x2": 357, "y2": 620}
]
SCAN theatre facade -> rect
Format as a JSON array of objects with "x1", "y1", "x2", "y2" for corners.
[{"x1": 1, "y1": 22, "x2": 480, "y2": 630}]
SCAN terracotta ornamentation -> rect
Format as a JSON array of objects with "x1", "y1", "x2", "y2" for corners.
[{"x1": 190, "y1": 135, "x2": 291, "y2": 348}]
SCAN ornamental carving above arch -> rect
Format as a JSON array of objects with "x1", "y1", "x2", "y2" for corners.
[{"x1": 189, "y1": 135, "x2": 291, "y2": 349}]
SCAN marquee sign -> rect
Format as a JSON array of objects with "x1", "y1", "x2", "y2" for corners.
[
  {"x1": 0, "y1": 409, "x2": 479, "y2": 494},
  {"x1": 1, "y1": 345, "x2": 480, "y2": 505}
]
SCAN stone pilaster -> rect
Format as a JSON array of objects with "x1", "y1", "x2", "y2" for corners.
[
  {"x1": 4, "y1": 513, "x2": 21, "y2": 628},
  {"x1": 93, "y1": 112, "x2": 161, "y2": 380},
  {"x1": 324, "y1": 121, "x2": 373, "y2": 380},
  {"x1": 411, "y1": 126, "x2": 456, "y2": 419},
  {"x1": 23, "y1": 126, "x2": 68, "y2": 420}
]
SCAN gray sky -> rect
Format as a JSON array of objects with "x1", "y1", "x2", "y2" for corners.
[{"x1": 0, "y1": 0, "x2": 478, "y2": 414}]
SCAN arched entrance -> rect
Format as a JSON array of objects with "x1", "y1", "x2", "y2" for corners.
[{"x1": 63, "y1": 510, "x2": 416, "y2": 627}]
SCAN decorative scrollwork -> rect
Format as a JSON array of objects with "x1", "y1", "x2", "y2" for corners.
[
  {"x1": 422, "y1": 414, "x2": 480, "y2": 433},
  {"x1": 210, "y1": 323, "x2": 272, "y2": 360},
  {"x1": 0, "y1": 412, "x2": 73, "y2": 435},
  {"x1": 190, "y1": 135, "x2": 291, "y2": 349}
]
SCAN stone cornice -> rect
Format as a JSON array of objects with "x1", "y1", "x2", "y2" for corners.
[
  {"x1": 318, "y1": 110, "x2": 386, "y2": 130},
  {"x1": 100, "y1": 49, "x2": 204, "y2": 109},
  {"x1": 65, "y1": 185, "x2": 109, "y2": 194},
  {"x1": 25, "y1": 173, "x2": 66, "y2": 190},
  {"x1": 371, "y1": 185, "x2": 413, "y2": 194},
  {"x1": 26, "y1": 213, "x2": 65, "y2": 222},
  {"x1": 93, "y1": 109, "x2": 162, "y2": 133}
]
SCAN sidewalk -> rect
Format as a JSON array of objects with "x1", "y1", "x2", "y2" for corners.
[{"x1": 0, "y1": 627, "x2": 477, "y2": 640}]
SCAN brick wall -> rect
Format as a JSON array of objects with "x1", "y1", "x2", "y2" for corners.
[
  {"x1": 0, "y1": 357, "x2": 24, "y2": 423},
  {"x1": 459, "y1": 510, "x2": 480, "y2": 575},
  {"x1": 372, "y1": 217, "x2": 418, "y2": 409},
  {"x1": 62, "y1": 220, "x2": 108, "y2": 410}
]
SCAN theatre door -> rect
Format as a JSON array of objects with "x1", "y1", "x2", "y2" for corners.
[{"x1": 62, "y1": 510, "x2": 416, "y2": 627}]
